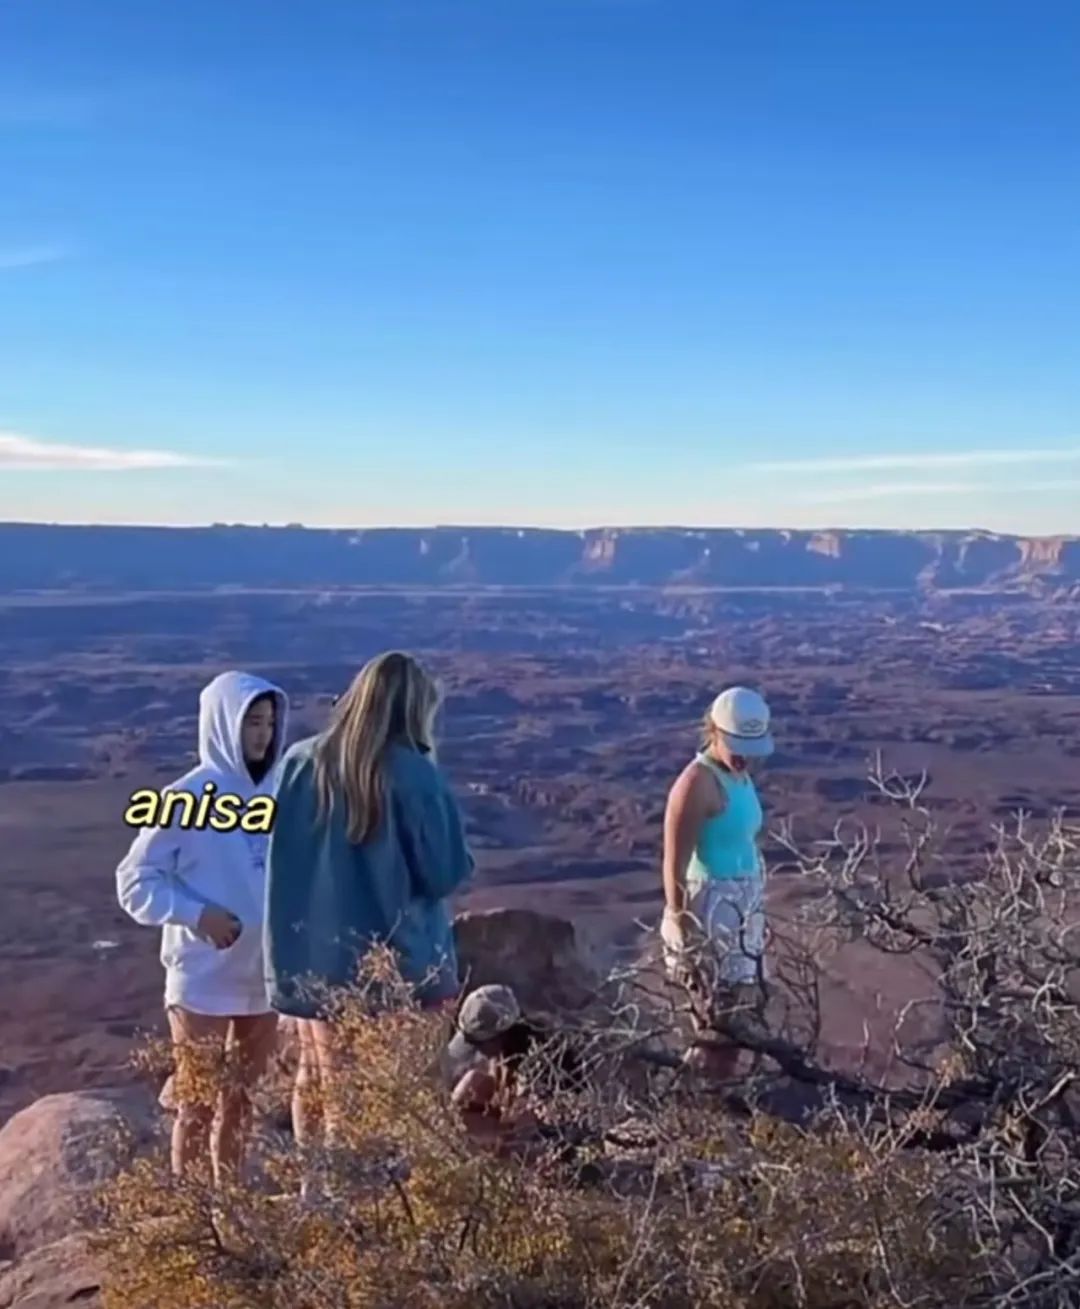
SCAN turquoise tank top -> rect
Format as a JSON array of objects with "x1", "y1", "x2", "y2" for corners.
[{"x1": 686, "y1": 752, "x2": 764, "y2": 887}]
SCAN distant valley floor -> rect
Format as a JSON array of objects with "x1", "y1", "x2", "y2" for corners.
[{"x1": 0, "y1": 586, "x2": 1078, "y2": 1120}]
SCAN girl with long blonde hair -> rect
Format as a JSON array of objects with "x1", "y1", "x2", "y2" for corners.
[{"x1": 264, "y1": 651, "x2": 473, "y2": 1148}]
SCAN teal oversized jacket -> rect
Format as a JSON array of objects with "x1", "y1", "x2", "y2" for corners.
[{"x1": 264, "y1": 738, "x2": 474, "y2": 1018}]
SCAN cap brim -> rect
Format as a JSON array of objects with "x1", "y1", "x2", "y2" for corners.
[{"x1": 720, "y1": 731, "x2": 774, "y2": 758}]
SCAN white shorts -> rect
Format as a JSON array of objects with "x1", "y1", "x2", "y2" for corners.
[{"x1": 661, "y1": 876, "x2": 766, "y2": 988}]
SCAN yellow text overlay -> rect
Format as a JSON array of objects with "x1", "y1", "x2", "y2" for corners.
[{"x1": 123, "y1": 783, "x2": 277, "y2": 833}]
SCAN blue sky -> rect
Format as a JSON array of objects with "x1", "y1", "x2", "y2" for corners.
[{"x1": 1, "y1": 0, "x2": 1078, "y2": 533}]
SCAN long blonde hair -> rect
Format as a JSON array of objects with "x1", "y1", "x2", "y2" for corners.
[{"x1": 312, "y1": 651, "x2": 441, "y2": 843}]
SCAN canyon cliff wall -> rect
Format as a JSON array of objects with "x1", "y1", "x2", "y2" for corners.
[{"x1": 2, "y1": 523, "x2": 1078, "y2": 593}]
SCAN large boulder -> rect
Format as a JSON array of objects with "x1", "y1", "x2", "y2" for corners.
[
  {"x1": 0, "y1": 1233, "x2": 99, "y2": 1309},
  {"x1": 453, "y1": 908, "x2": 604, "y2": 1014},
  {"x1": 0, "y1": 1088, "x2": 160, "y2": 1260}
]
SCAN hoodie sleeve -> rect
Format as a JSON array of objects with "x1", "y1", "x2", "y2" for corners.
[
  {"x1": 115, "y1": 820, "x2": 205, "y2": 930},
  {"x1": 394, "y1": 771, "x2": 475, "y2": 903}
]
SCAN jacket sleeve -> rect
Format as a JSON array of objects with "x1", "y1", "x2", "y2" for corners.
[
  {"x1": 115, "y1": 820, "x2": 205, "y2": 930},
  {"x1": 395, "y1": 775, "x2": 475, "y2": 902}
]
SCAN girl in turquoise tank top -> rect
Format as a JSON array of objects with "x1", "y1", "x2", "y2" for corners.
[
  {"x1": 661, "y1": 686, "x2": 775, "y2": 1078},
  {"x1": 685, "y1": 752, "x2": 764, "y2": 889}
]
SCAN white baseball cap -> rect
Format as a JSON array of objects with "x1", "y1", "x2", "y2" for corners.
[{"x1": 708, "y1": 686, "x2": 774, "y2": 758}]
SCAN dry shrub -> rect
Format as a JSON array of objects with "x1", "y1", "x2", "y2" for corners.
[
  {"x1": 92, "y1": 948, "x2": 980, "y2": 1309},
  {"x1": 90, "y1": 761, "x2": 1080, "y2": 1307}
]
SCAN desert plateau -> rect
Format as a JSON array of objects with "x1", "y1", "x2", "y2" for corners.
[{"x1": 1, "y1": 524, "x2": 1078, "y2": 1126}]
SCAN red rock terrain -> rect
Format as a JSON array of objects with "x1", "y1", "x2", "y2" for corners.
[{"x1": 1, "y1": 575, "x2": 1078, "y2": 1124}]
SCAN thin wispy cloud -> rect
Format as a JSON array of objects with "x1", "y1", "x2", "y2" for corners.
[
  {"x1": 796, "y1": 481, "x2": 979, "y2": 504},
  {"x1": 796, "y1": 480, "x2": 1080, "y2": 505},
  {"x1": 0, "y1": 243, "x2": 73, "y2": 271},
  {"x1": 0, "y1": 431, "x2": 229, "y2": 472},
  {"x1": 751, "y1": 448, "x2": 1080, "y2": 474}
]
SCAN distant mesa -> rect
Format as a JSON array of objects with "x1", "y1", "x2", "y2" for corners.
[{"x1": 1, "y1": 523, "x2": 1079, "y2": 595}]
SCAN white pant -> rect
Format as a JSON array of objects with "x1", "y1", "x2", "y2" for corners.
[{"x1": 662, "y1": 876, "x2": 766, "y2": 988}]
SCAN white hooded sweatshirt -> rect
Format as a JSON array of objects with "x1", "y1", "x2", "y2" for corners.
[{"x1": 116, "y1": 671, "x2": 289, "y2": 1016}]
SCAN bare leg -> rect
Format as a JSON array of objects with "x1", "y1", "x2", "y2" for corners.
[
  {"x1": 167, "y1": 1009, "x2": 229, "y2": 1180},
  {"x1": 685, "y1": 975, "x2": 751, "y2": 1082},
  {"x1": 305, "y1": 1019, "x2": 344, "y2": 1147},
  {"x1": 217, "y1": 1013, "x2": 279, "y2": 1181},
  {"x1": 294, "y1": 1019, "x2": 344, "y2": 1200},
  {"x1": 292, "y1": 1019, "x2": 323, "y2": 1150}
]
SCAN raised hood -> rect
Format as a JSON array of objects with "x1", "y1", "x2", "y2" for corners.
[{"x1": 197, "y1": 670, "x2": 289, "y2": 793}]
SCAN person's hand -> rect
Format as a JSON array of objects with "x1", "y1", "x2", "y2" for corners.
[
  {"x1": 197, "y1": 906, "x2": 242, "y2": 949},
  {"x1": 661, "y1": 905, "x2": 698, "y2": 950},
  {"x1": 452, "y1": 1068, "x2": 499, "y2": 1115}
]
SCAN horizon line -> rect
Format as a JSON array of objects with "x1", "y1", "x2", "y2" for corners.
[{"x1": 0, "y1": 518, "x2": 1075, "y2": 542}]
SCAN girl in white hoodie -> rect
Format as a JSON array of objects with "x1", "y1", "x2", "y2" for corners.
[{"x1": 116, "y1": 670, "x2": 289, "y2": 1182}]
